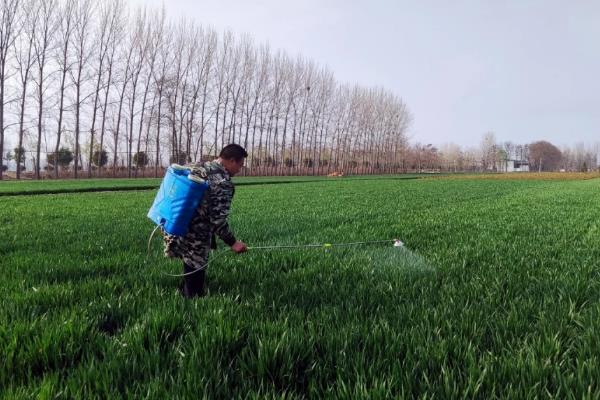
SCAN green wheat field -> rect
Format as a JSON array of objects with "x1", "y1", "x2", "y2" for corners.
[{"x1": 2, "y1": 175, "x2": 600, "y2": 398}]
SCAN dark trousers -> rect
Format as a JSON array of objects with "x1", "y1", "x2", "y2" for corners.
[{"x1": 182, "y1": 262, "x2": 206, "y2": 298}]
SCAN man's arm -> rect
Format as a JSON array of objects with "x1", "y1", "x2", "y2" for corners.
[{"x1": 208, "y1": 178, "x2": 237, "y2": 246}]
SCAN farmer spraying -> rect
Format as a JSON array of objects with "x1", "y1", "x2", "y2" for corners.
[
  {"x1": 149, "y1": 143, "x2": 412, "y2": 297},
  {"x1": 163, "y1": 144, "x2": 248, "y2": 298}
]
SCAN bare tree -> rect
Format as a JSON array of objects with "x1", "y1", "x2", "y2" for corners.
[
  {"x1": 262, "y1": 50, "x2": 285, "y2": 175},
  {"x1": 312, "y1": 69, "x2": 335, "y2": 175},
  {"x1": 192, "y1": 27, "x2": 216, "y2": 161},
  {"x1": 220, "y1": 36, "x2": 241, "y2": 150},
  {"x1": 164, "y1": 20, "x2": 191, "y2": 163},
  {"x1": 234, "y1": 38, "x2": 255, "y2": 149},
  {"x1": 529, "y1": 140, "x2": 562, "y2": 172},
  {"x1": 134, "y1": 7, "x2": 163, "y2": 177},
  {"x1": 499, "y1": 141, "x2": 514, "y2": 171},
  {"x1": 151, "y1": 21, "x2": 172, "y2": 176},
  {"x1": 247, "y1": 44, "x2": 269, "y2": 174},
  {"x1": 439, "y1": 143, "x2": 461, "y2": 172},
  {"x1": 296, "y1": 61, "x2": 315, "y2": 174},
  {"x1": 177, "y1": 24, "x2": 197, "y2": 162},
  {"x1": 225, "y1": 36, "x2": 247, "y2": 145},
  {"x1": 595, "y1": 142, "x2": 600, "y2": 172},
  {"x1": 70, "y1": 0, "x2": 95, "y2": 178},
  {"x1": 98, "y1": 0, "x2": 124, "y2": 176},
  {"x1": 480, "y1": 131, "x2": 497, "y2": 171},
  {"x1": 14, "y1": 0, "x2": 38, "y2": 178},
  {"x1": 0, "y1": 0, "x2": 21, "y2": 179},
  {"x1": 125, "y1": 7, "x2": 150, "y2": 177},
  {"x1": 213, "y1": 30, "x2": 232, "y2": 155},
  {"x1": 278, "y1": 56, "x2": 303, "y2": 174},
  {"x1": 32, "y1": 0, "x2": 57, "y2": 178},
  {"x1": 87, "y1": 0, "x2": 112, "y2": 176},
  {"x1": 112, "y1": 6, "x2": 135, "y2": 176},
  {"x1": 54, "y1": 0, "x2": 75, "y2": 178}
]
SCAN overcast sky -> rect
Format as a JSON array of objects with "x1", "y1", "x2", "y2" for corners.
[{"x1": 131, "y1": 0, "x2": 599, "y2": 148}]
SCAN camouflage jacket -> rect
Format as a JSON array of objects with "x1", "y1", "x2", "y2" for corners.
[{"x1": 187, "y1": 160, "x2": 237, "y2": 246}]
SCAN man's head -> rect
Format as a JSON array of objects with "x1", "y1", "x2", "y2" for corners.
[{"x1": 217, "y1": 144, "x2": 248, "y2": 176}]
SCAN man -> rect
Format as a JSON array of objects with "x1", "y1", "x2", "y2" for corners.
[{"x1": 164, "y1": 144, "x2": 248, "y2": 298}]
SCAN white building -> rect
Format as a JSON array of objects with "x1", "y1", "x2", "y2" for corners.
[{"x1": 497, "y1": 159, "x2": 529, "y2": 172}]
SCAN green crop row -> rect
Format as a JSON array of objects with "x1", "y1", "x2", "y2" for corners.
[
  {"x1": 1, "y1": 178, "x2": 600, "y2": 398},
  {"x1": 0, "y1": 174, "x2": 427, "y2": 197}
]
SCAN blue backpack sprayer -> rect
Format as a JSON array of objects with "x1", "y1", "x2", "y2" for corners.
[{"x1": 147, "y1": 164, "x2": 209, "y2": 236}]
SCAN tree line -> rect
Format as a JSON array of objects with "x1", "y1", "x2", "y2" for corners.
[
  {"x1": 0, "y1": 0, "x2": 411, "y2": 179},
  {"x1": 416, "y1": 132, "x2": 599, "y2": 173}
]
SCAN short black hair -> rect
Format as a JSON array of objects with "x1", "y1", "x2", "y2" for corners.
[{"x1": 219, "y1": 144, "x2": 248, "y2": 162}]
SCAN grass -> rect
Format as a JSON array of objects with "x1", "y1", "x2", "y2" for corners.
[{"x1": 2, "y1": 177, "x2": 600, "y2": 398}]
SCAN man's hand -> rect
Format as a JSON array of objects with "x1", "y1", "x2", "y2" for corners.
[{"x1": 231, "y1": 240, "x2": 248, "y2": 253}]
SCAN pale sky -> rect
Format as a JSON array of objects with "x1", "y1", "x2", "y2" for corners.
[{"x1": 131, "y1": 0, "x2": 600, "y2": 148}]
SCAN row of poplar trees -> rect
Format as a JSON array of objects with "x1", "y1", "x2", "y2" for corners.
[{"x1": 0, "y1": 0, "x2": 411, "y2": 179}]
